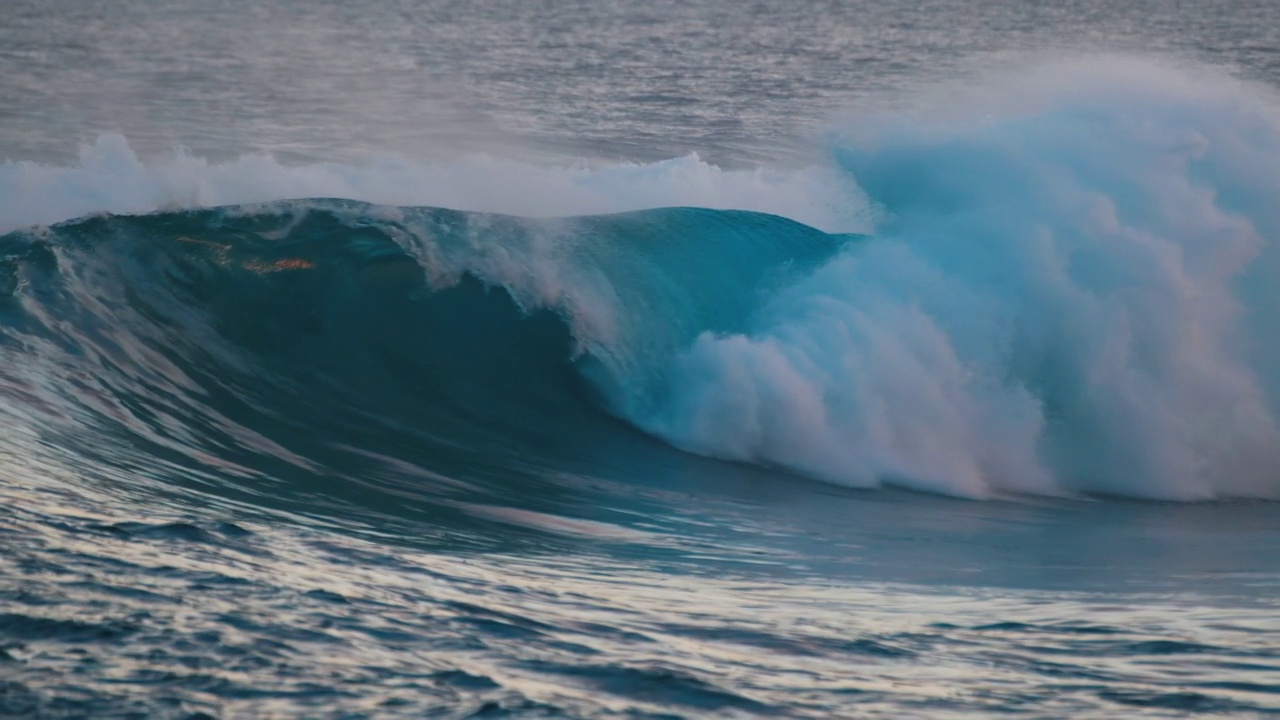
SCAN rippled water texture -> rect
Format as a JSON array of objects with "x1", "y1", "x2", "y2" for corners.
[{"x1": 4, "y1": 498, "x2": 1278, "y2": 718}]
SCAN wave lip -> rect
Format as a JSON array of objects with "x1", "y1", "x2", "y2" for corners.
[{"x1": 0, "y1": 134, "x2": 866, "y2": 236}]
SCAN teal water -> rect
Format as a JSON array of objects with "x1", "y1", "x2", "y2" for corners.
[{"x1": 2, "y1": 1, "x2": 1280, "y2": 718}]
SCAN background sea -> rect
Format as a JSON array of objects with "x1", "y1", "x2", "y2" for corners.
[{"x1": 2, "y1": 1, "x2": 1279, "y2": 718}]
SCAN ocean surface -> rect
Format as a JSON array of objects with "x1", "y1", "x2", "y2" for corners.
[{"x1": 2, "y1": 1, "x2": 1280, "y2": 718}]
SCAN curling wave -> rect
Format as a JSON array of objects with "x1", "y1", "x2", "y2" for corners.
[{"x1": 2, "y1": 58, "x2": 1280, "y2": 503}]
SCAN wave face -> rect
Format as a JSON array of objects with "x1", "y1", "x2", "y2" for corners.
[
  {"x1": 3, "y1": 60, "x2": 1280, "y2": 502},
  {"x1": 0, "y1": 202, "x2": 853, "y2": 518}
]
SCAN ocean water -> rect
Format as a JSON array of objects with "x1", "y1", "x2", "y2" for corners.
[{"x1": 2, "y1": 1, "x2": 1280, "y2": 718}]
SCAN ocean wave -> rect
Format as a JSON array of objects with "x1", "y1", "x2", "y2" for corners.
[
  {"x1": 3, "y1": 58, "x2": 1279, "y2": 503},
  {"x1": 0, "y1": 202, "x2": 853, "y2": 519}
]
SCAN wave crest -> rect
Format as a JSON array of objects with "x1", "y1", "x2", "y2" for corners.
[{"x1": 4, "y1": 58, "x2": 1280, "y2": 503}]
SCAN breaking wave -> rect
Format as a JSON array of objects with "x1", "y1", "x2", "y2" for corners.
[{"x1": 3, "y1": 58, "x2": 1279, "y2": 502}]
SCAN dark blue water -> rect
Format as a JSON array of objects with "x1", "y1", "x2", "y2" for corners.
[{"x1": 2, "y1": 1, "x2": 1280, "y2": 718}]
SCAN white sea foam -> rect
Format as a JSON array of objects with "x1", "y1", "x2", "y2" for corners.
[
  {"x1": 0, "y1": 134, "x2": 867, "y2": 236},
  {"x1": 636, "y1": 58, "x2": 1280, "y2": 500}
]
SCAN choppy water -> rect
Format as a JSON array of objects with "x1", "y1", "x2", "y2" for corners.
[{"x1": 2, "y1": 1, "x2": 1279, "y2": 718}]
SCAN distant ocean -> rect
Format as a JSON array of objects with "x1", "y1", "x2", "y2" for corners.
[{"x1": 2, "y1": 1, "x2": 1278, "y2": 717}]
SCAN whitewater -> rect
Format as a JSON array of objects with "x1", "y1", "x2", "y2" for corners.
[{"x1": 2, "y1": 0, "x2": 1279, "y2": 717}]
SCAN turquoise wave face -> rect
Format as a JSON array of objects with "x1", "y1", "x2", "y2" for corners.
[{"x1": 0, "y1": 202, "x2": 856, "y2": 527}]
